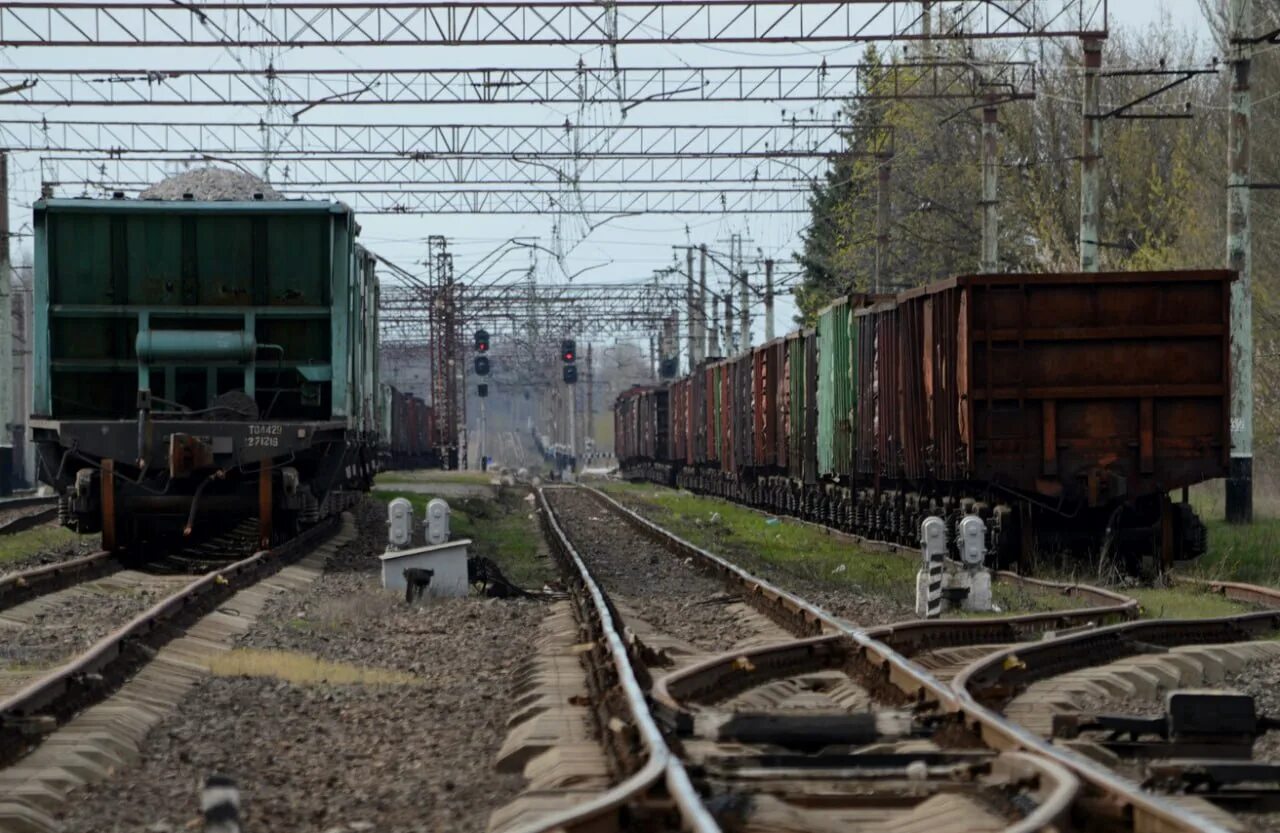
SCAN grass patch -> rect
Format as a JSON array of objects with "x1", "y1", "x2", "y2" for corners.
[
  {"x1": 991, "y1": 581, "x2": 1091, "y2": 614},
  {"x1": 0, "y1": 526, "x2": 87, "y2": 567},
  {"x1": 208, "y1": 648, "x2": 417, "y2": 686},
  {"x1": 375, "y1": 470, "x2": 494, "y2": 486},
  {"x1": 372, "y1": 485, "x2": 552, "y2": 589},
  {"x1": 1127, "y1": 586, "x2": 1253, "y2": 620},
  {"x1": 597, "y1": 481, "x2": 917, "y2": 606},
  {"x1": 1171, "y1": 479, "x2": 1280, "y2": 587}
]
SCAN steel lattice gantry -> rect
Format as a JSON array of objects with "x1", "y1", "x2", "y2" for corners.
[
  {"x1": 0, "y1": 1, "x2": 1107, "y2": 47},
  {"x1": 39, "y1": 153, "x2": 829, "y2": 185},
  {"x1": 47, "y1": 181, "x2": 813, "y2": 214},
  {"x1": 379, "y1": 280, "x2": 689, "y2": 346},
  {"x1": 0, "y1": 62, "x2": 1035, "y2": 107},
  {"x1": 0, "y1": 120, "x2": 852, "y2": 157}
]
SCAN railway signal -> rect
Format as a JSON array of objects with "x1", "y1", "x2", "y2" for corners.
[
  {"x1": 478, "y1": 383, "x2": 488, "y2": 398},
  {"x1": 563, "y1": 364, "x2": 578, "y2": 385},
  {"x1": 474, "y1": 356, "x2": 490, "y2": 376},
  {"x1": 561, "y1": 339, "x2": 576, "y2": 363},
  {"x1": 474, "y1": 329, "x2": 489, "y2": 353}
]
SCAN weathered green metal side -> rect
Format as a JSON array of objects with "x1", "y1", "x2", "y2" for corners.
[
  {"x1": 816, "y1": 297, "x2": 856, "y2": 479},
  {"x1": 33, "y1": 199, "x2": 363, "y2": 425}
]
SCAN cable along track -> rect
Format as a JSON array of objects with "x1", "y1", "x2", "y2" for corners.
[{"x1": 530, "y1": 485, "x2": 1223, "y2": 833}]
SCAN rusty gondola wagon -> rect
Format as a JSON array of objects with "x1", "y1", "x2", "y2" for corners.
[{"x1": 615, "y1": 269, "x2": 1233, "y2": 571}]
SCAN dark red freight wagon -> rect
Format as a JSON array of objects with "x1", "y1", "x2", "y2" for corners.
[{"x1": 934, "y1": 270, "x2": 1231, "y2": 566}]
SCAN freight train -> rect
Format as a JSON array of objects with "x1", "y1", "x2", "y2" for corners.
[
  {"x1": 29, "y1": 196, "x2": 410, "y2": 550},
  {"x1": 615, "y1": 270, "x2": 1234, "y2": 572}
]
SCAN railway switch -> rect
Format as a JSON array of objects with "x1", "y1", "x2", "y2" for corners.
[{"x1": 387, "y1": 498, "x2": 414, "y2": 551}]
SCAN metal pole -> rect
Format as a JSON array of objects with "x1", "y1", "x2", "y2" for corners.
[
  {"x1": 724, "y1": 292, "x2": 735, "y2": 355},
  {"x1": 0, "y1": 153, "x2": 13, "y2": 494},
  {"x1": 764, "y1": 259, "x2": 775, "y2": 342},
  {"x1": 708, "y1": 295, "x2": 721, "y2": 357},
  {"x1": 981, "y1": 98, "x2": 1000, "y2": 273},
  {"x1": 874, "y1": 151, "x2": 892, "y2": 292},
  {"x1": 479, "y1": 396, "x2": 486, "y2": 470},
  {"x1": 738, "y1": 270, "x2": 750, "y2": 351},
  {"x1": 1227, "y1": 0, "x2": 1253, "y2": 523},
  {"x1": 1079, "y1": 38, "x2": 1103, "y2": 273},
  {"x1": 686, "y1": 247, "x2": 700, "y2": 370},
  {"x1": 699, "y1": 245, "x2": 709, "y2": 359},
  {"x1": 586, "y1": 343, "x2": 594, "y2": 450},
  {"x1": 566, "y1": 376, "x2": 576, "y2": 482}
]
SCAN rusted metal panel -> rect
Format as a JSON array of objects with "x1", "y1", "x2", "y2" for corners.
[
  {"x1": 752, "y1": 347, "x2": 767, "y2": 466},
  {"x1": 854, "y1": 309, "x2": 877, "y2": 479},
  {"x1": 927, "y1": 289, "x2": 964, "y2": 481},
  {"x1": 258, "y1": 462, "x2": 273, "y2": 549},
  {"x1": 706, "y1": 365, "x2": 716, "y2": 465},
  {"x1": 768, "y1": 339, "x2": 784, "y2": 470},
  {"x1": 100, "y1": 457, "x2": 116, "y2": 551},
  {"x1": 898, "y1": 295, "x2": 927, "y2": 481},
  {"x1": 734, "y1": 353, "x2": 753, "y2": 474},
  {"x1": 948, "y1": 270, "x2": 1233, "y2": 506}
]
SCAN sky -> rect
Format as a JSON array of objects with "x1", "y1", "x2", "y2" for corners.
[{"x1": 0, "y1": 0, "x2": 1220, "y2": 351}]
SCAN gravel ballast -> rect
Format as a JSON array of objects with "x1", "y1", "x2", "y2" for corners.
[
  {"x1": 0, "y1": 574, "x2": 181, "y2": 677},
  {"x1": 140, "y1": 167, "x2": 282, "y2": 200},
  {"x1": 545, "y1": 488, "x2": 767, "y2": 652},
  {"x1": 55, "y1": 499, "x2": 546, "y2": 833}
]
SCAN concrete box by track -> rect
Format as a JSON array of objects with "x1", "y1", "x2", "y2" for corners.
[{"x1": 379, "y1": 539, "x2": 472, "y2": 598}]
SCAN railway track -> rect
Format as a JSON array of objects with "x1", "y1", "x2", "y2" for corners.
[
  {"x1": 0, "y1": 496, "x2": 58, "y2": 537},
  {"x1": 0, "y1": 512, "x2": 349, "y2": 829},
  {"x1": 523, "y1": 484, "x2": 1239, "y2": 833}
]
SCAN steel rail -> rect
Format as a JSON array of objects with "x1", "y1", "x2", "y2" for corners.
[
  {"x1": 950, "y1": 610, "x2": 1280, "y2": 833},
  {"x1": 520, "y1": 486, "x2": 718, "y2": 833},
  {"x1": 0, "y1": 515, "x2": 339, "y2": 765},
  {"x1": 648, "y1": 636, "x2": 1082, "y2": 833},
  {"x1": 0, "y1": 506, "x2": 59, "y2": 535},
  {"x1": 583, "y1": 485, "x2": 1233, "y2": 833},
  {"x1": 1169, "y1": 574, "x2": 1280, "y2": 608},
  {"x1": 955, "y1": 611, "x2": 1280, "y2": 703},
  {"x1": 0, "y1": 549, "x2": 117, "y2": 613}
]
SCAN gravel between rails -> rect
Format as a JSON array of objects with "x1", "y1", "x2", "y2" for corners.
[
  {"x1": 0, "y1": 573, "x2": 182, "y2": 677},
  {"x1": 55, "y1": 499, "x2": 546, "y2": 833},
  {"x1": 596, "y1": 488, "x2": 914, "y2": 627},
  {"x1": 545, "y1": 488, "x2": 765, "y2": 653}
]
